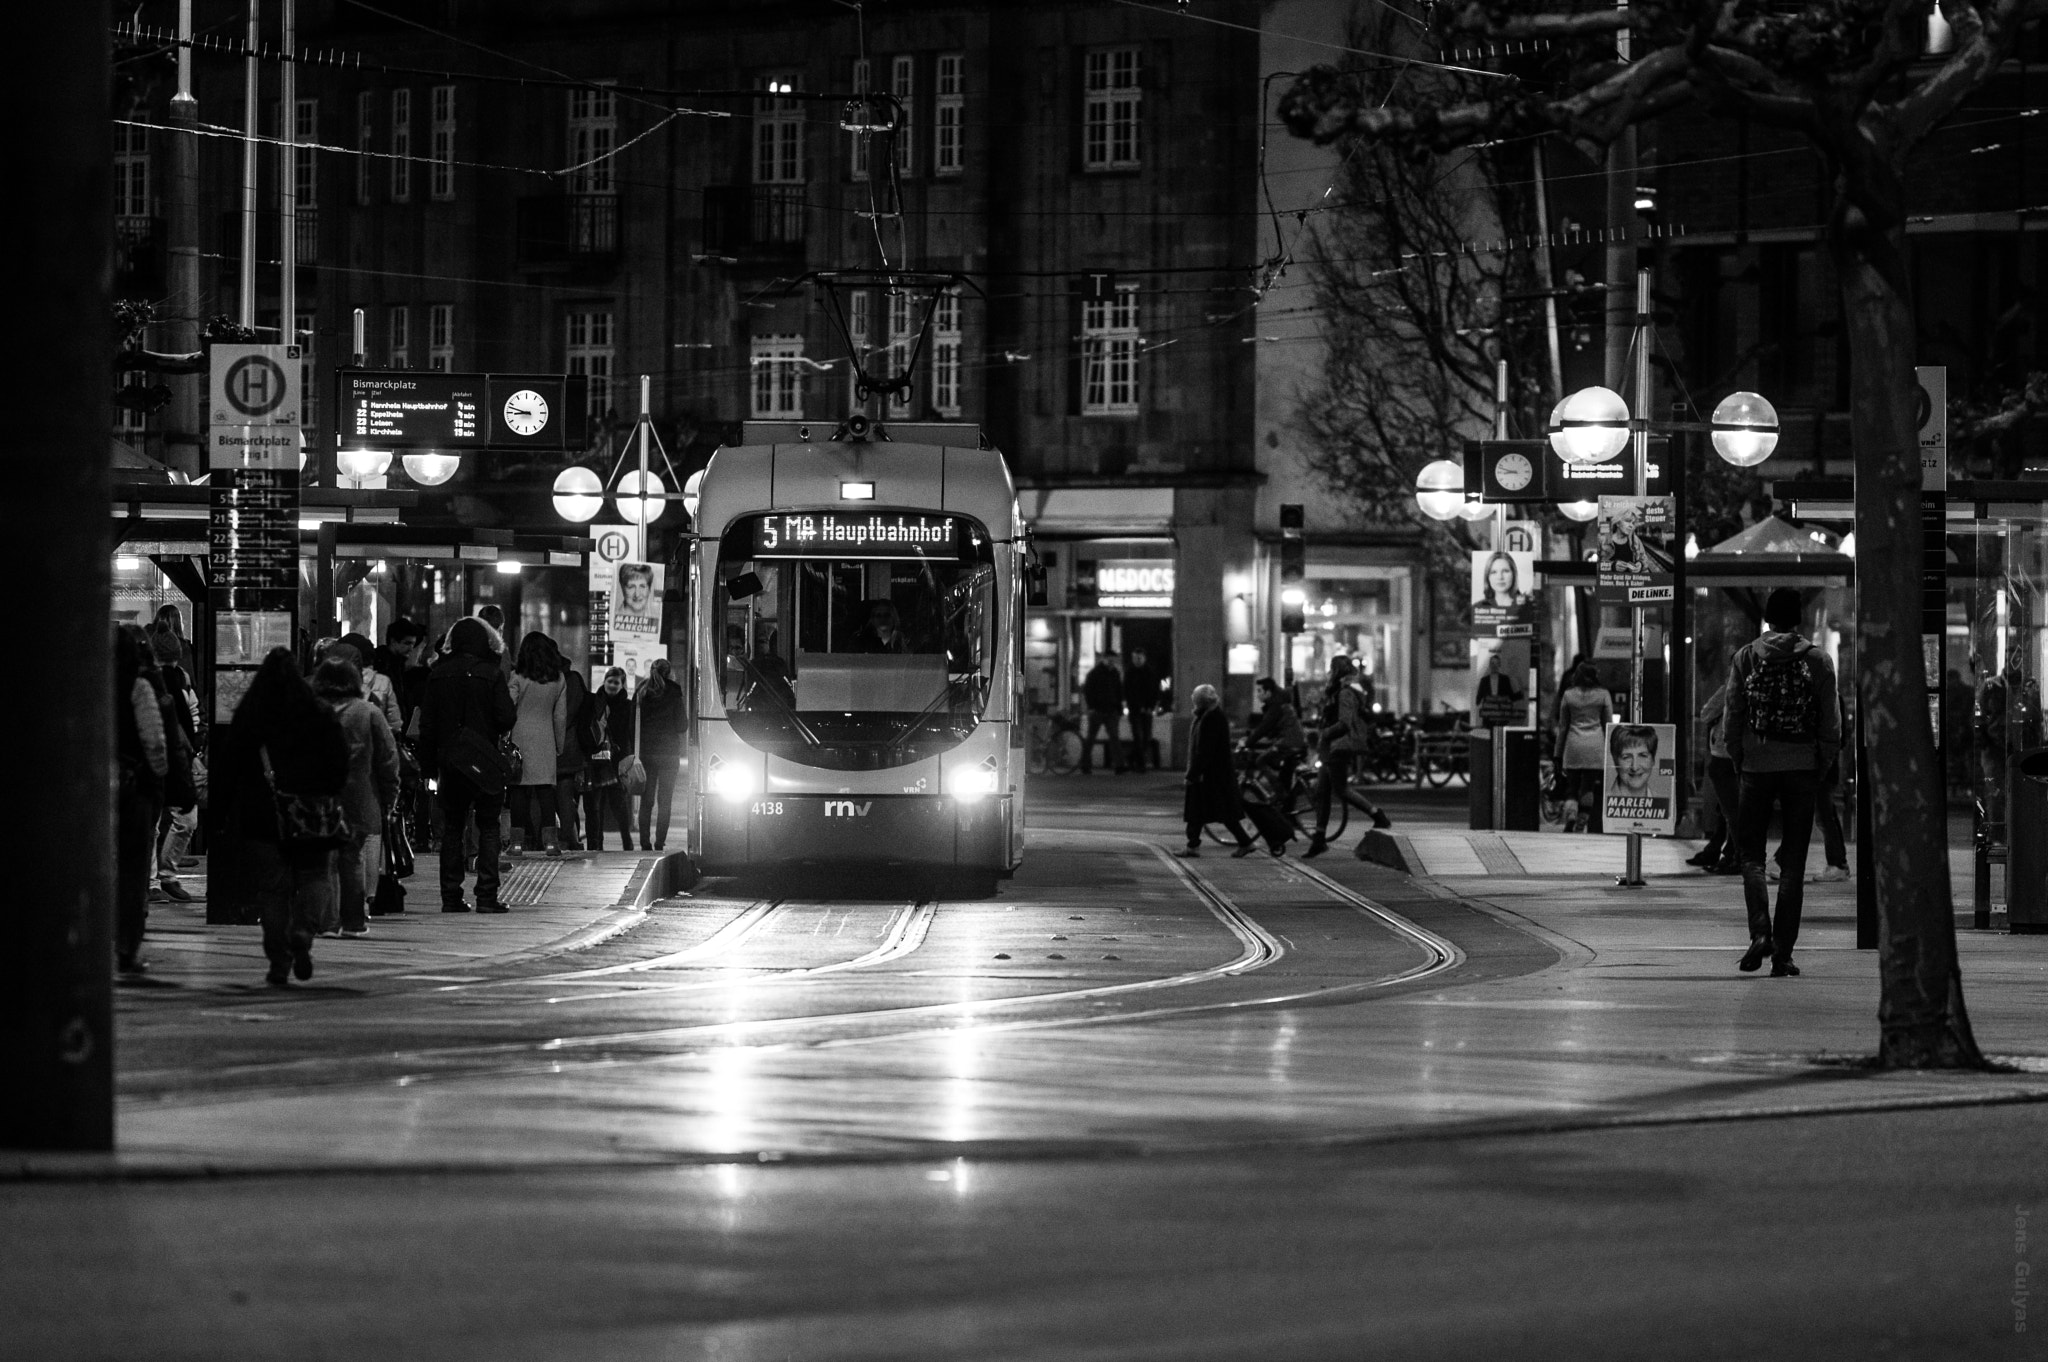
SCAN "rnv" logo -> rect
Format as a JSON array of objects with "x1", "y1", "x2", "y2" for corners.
[{"x1": 823, "y1": 800, "x2": 872, "y2": 817}]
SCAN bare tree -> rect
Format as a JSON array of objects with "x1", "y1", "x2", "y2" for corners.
[
  {"x1": 1293, "y1": 6, "x2": 1552, "y2": 528},
  {"x1": 1284, "y1": 0, "x2": 2046, "y2": 1068}
]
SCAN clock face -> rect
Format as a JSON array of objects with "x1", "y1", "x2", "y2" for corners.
[
  {"x1": 503, "y1": 389, "x2": 550, "y2": 437},
  {"x1": 1495, "y1": 452, "x2": 1534, "y2": 492}
]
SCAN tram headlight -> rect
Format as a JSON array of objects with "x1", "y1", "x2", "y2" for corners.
[
  {"x1": 707, "y1": 760, "x2": 757, "y2": 802},
  {"x1": 947, "y1": 765, "x2": 1000, "y2": 801}
]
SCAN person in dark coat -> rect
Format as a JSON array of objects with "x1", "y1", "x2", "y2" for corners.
[
  {"x1": 636, "y1": 659, "x2": 686, "y2": 851},
  {"x1": 1176, "y1": 684, "x2": 1256, "y2": 858},
  {"x1": 1080, "y1": 652, "x2": 1126, "y2": 774},
  {"x1": 114, "y1": 624, "x2": 169, "y2": 973},
  {"x1": 213, "y1": 647, "x2": 350, "y2": 986},
  {"x1": 555, "y1": 652, "x2": 590, "y2": 850},
  {"x1": 417, "y1": 616, "x2": 517, "y2": 912},
  {"x1": 1124, "y1": 647, "x2": 1163, "y2": 772},
  {"x1": 579, "y1": 666, "x2": 637, "y2": 850}
]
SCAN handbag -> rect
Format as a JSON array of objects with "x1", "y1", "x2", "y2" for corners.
[
  {"x1": 260, "y1": 746, "x2": 351, "y2": 850},
  {"x1": 500, "y1": 735, "x2": 524, "y2": 784},
  {"x1": 623, "y1": 692, "x2": 647, "y2": 795},
  {"x1": 370, "y1": 873, "x2": 407, "y2": 916},
  {"x1": 384, "y1": 796, "x2": 416, "y2": 879}
]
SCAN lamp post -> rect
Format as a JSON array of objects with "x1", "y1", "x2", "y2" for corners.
[{"x1": 1551, "y1": 268, "x2": 1780, "y2": 883}]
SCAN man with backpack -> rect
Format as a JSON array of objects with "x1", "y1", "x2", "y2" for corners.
[
  {"x1": 1724, "y1": 588, "x2": 1842, "y2": 977},
  {"x1": 1305, "y1": 655, "x2": 1391, "y2": 857}
]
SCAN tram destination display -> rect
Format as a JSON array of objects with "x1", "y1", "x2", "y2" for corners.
[
  {"x1": 750, "y1": 511, "x2": 980, "y2": 559},
  {"x1": 335, "y1": 370, "x2": 589, "y2": 451}
]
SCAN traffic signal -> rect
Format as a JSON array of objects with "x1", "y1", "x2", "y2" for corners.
[{"x1": 1279, "y1": 502, "x2": 1305, "y2": 632}]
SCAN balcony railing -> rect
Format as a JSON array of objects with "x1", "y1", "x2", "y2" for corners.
[
  {"x1": 702, "y1": 184, "x2": 807, "y2": 257},
  {"x1": 516, "y1": 193, "x2": 620, "y2": 264}
]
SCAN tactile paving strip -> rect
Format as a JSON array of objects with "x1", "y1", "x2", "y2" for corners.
[{"x1": 496, "y1": 860, "x2": 561, "y2": 906}]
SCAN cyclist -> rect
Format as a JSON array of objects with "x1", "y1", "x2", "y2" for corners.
[
  {"x1": 1245, "y1": 676, "x2": 1307, "y2": 811},
  {"x1": 1306, "y1": 656, "x2": 1392, "y2": 857}
]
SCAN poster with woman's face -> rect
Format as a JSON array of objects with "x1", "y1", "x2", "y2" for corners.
[
  {"x1": 1602, "y1": 721, "x2": 1678, "y2": 835},
  {"x1": 611, "y1": 562, "x2": 663, "y2": 640},
  {"x1": 1470, "y1": 549, "x2": 1537, "y2": 634}
]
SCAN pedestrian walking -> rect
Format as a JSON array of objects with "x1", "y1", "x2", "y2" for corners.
[
  {"x1": 214, "y1": 647, "x2": 351, "y2": 986},
  {"x1": 1688, "y1": 681, "x2": 1740, "y2": 873},
  {"x1": 1725, "y1": 587, "x2": 1842, "y2": 977},
  {"x1": 1304, "y1": 655, "x2": 1390, "y2": 857},
  {"x1": 1175, "y1": 684, "x2": 1256, "y2": 858},
  {"x1": 508, "y1": 631, "x2": 569, "y2": 857},
  {"x1": 1080, "y1": 652, "x2": 1126, "y2": 774},
  {"x1": 114, "y1": 625, "x2": 169, "y2": 974},
  {"x1": 312, "y1": 656, "x2": 399, "y2": 937},
  {"x1": 418, "y1": 616, "x2": 517, "y2": 913},
  {"x1": 1553, "y1": 663, "x2": 1615, "y2": 833},
  {"x1": 555, "y1": 656, "x2": 590, "y2": 850},
  {"x1": 149, "y1": 628, "x2": 204, "y2": 904},
  {"x1": 1124, "y1": 647, "x2": 1163, "y2": 772},
  {"x1": 636, "y1": 659, "x2": 685, "y2": 851},
  {"x1": 580, "y1": 666, "x2": 636, "y2": 850}
]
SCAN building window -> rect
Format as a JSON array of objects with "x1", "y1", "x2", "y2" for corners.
[
  {"x1": 849, "y1": 58, "x2": 871, "y2": 182},
  {"x1": 115, "y1": 372, "x2": 150, "y2": 436},
  {"x1": 114, "y1": 121, "x2": 150, "y2": 222},
  {"x1": 751, "y1": 335, "x2": 805, "y2": 418},
  {"x1": 886, "y1": 289, "x2": 916, "y2": 414},
  {"x1": 293, "y1": 99, "x2": 317, "y2": 205},
  {"x1": 847, "y1": 289, "x2": 872, "y2": 409},
  {"x1": 566, "y1": 308, "x2": 614, "y2": 423},
  {"x1": 430, "y1": 85, "x2": 455, "y2": 200},
  {"x1": 389, "y1": 305, "x2": 410, "y2": 368},
  {"x1": 934, "y1": 54, "x2": 963, "y2": 176},
  {"x1": 754, "y1": 76, "x2": 804, "y2": 185},
  {"x1": 567, "y1": 84, "x2": 616, "y2": 195},
  {"x1": 355, "y1": 91, "x2": 374, "y2": 205},
  {"x1": 1081, "y1": 286, "x2": 1140, "y2": 415},
  {"x1": 931, "y1": 288, "x2": 962, "y2": 417},
  {"x1": 891, "y1": 56, "x2": 915, "y2": 176},
  {"x1": 1083, "y1": 48, "x2": 1141, "y2": 170},
  {"x1": 429, "y1": 304, "x2": 454, "y2": 371},
  {"x1": 297, "y1": 312, "x2": 318, "y2": 430},
  {"x1": 390, "y1": 89, "x2": 412, "y2": 201}
]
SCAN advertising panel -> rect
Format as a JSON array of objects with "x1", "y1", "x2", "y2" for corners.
[
  {"x1": 1601, "y1": 721, "x2": 1679, "y2": 835},
  {"x1": 1470, "y1": 548, "x2": 1538, "y2": 637},
  {"x1": 609, "y1": 559, "x2": 666, "y2": 683},
  {"x1": 1597, "y1": 496, "x2": 1676, "y2": 604}
]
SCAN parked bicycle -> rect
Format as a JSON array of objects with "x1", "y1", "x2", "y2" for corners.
[{"x1": 1025, "y1": 711, "x2": 1084, "y2": 776}]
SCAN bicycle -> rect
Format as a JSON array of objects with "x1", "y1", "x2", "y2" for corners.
[{"x1": 1025, "y1": 712, "x2": 1084, "y2": 776}]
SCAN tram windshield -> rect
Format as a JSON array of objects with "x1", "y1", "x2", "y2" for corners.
[{"x1": 716, "y1": 510, "x2": 997, "y2": 769}]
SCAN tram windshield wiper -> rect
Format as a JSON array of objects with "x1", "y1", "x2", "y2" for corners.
[
  {"x1": 734, "y1": 652, "x2": 822, "y2": 748},
  {"x1": 884, "y1": 675, "x2": 969, "y2": 755}
]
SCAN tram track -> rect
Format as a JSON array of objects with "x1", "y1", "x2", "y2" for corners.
[{"x1": 124, "y1": 837, "x2": 1451, "y2": 1108}]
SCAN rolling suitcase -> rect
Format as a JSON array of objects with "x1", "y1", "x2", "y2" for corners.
[{"x1": 1245, "y1": 798, "x2": 1294, "y2": 854}]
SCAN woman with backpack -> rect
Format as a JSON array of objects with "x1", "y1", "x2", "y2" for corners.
[{"x1": 1304, "y1": 655, "x2": 1391, "y2": 857}]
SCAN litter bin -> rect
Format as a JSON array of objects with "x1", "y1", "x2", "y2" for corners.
[{"x1": 2009, "y1": 747, "x2": 2048, "y2": 932}]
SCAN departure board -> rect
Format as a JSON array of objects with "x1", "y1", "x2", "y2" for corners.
[{"x1": 336, "y1": 371, "x2": 588, "y2": 451}]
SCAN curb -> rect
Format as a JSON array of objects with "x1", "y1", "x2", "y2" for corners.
[
  {"x1": 488, "y1": 849, "x2": 701, "y2": 967},
  {"x1": 1355, "y1": 827, "x2": 1413, "y2": 874}
]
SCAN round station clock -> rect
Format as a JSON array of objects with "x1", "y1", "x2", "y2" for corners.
[
  {"x1": 503, "y1": 389, "x2": 550, "y2": 437},
  {"x1": 1494, "y1": 450, "x2": 1534, "y2": 492}
]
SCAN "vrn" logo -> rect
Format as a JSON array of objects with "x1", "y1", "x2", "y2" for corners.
[{"x1": 823, "y1": 800, "x2": 873, "y2": 818}]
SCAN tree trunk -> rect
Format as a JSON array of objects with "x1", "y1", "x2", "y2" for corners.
[{"x1": 1833, "y1": 222, "x2": 1986, "y2": 1069}]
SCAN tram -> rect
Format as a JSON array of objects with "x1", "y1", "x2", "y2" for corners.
[{"x1": 685, "y1": 417, "x2": 1028, "y2": 875}]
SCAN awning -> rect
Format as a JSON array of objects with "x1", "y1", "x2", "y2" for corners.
[{"x1": 1021, "y1": 486, "x2": 1175, "y2": 536}]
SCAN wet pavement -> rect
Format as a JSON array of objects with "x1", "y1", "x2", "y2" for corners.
[{"x1": 11, "y1": 774, "x2": 2048, "y2": 1358}]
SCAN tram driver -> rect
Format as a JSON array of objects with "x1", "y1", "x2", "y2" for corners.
[{"x1": 853, "y1": 601, "x2": 910, "y2": 655}]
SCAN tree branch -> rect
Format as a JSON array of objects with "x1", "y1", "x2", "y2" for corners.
[{"x1": 1891, "y1": 0, "x2": 2032, "y2": 147}]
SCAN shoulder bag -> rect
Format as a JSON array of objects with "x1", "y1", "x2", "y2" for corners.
[{"x1": 260, "y1": 746, "x2": 351, "y2": 850}]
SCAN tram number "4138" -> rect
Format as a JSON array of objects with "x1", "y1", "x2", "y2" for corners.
[{"x1": 749, "y1": 801, "x2": 785, "y2": 816}]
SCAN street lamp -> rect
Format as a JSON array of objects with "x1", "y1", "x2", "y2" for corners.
[
  {"x1": 1557, "y1": 499, "x2": 1599, "y2": 522},
  {"x1": 1549, "y1": 385, "x2": 1631, "y2": 465},
  {"x1": 682, "y1": 469, "x2": 704, "y2": 522},
  {"x1": 1710, "y1": 390, "x2": 1781, "y2": 467},
  {"x1": 336, "y1": 447, "x2": 391, "y2": 485},
  {"x1": 616, "y1": 468, "x2": 667, "y2": 525},
  {"x1": 1414, "y1": 459, "x2": 1467, "y2": 521},
  {"x1": 401, "y1": 451, "x2": 460, "y2": 486},
  {"x1": 551, "y1": 466, "x2": 603, "y2": 523}
]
